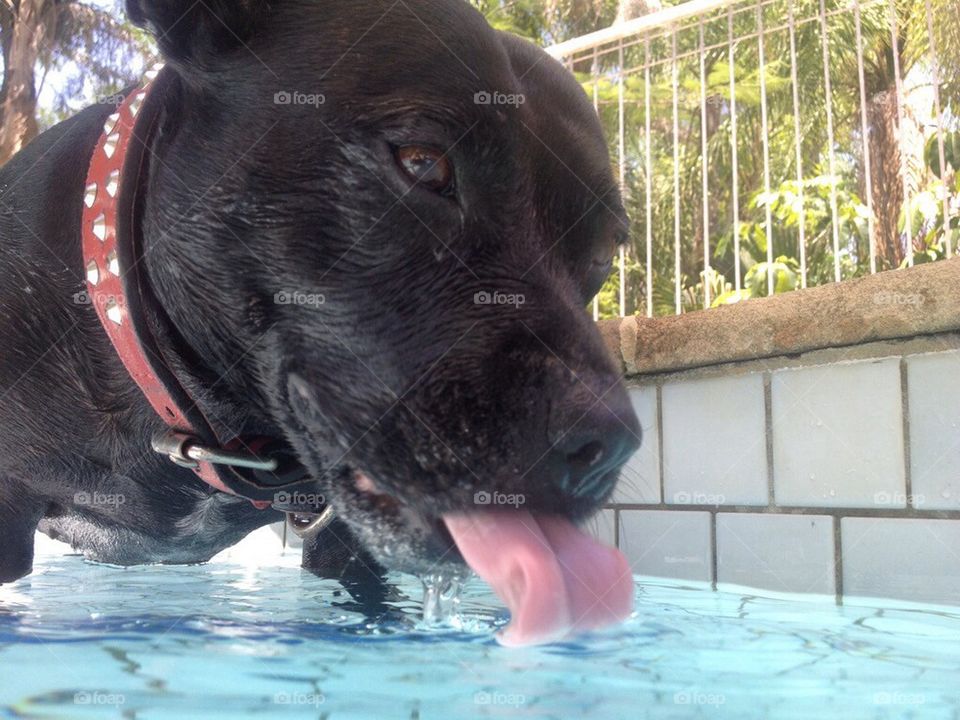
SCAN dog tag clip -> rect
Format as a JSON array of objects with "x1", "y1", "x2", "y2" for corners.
[{"x1": 151, "y1": 430, "x2": 280, "y2": 472}]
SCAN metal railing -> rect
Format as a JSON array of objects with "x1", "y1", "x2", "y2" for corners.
[{"x1": 547, "y1": 0, "x2": 959, "y2": 318}]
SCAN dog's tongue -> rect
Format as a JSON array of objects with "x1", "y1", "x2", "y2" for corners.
[{"x1": 442, "y1": 512, "x2": 633, "y2": 646}]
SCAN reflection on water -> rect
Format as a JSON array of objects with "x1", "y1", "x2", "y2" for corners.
[{"x1": 1, "y1": 554, "x2": 959, "y2": 719}]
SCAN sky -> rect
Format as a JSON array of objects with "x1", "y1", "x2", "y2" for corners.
[{"x1": 35, "y1": 0, "x2": 153, "y2": 123}]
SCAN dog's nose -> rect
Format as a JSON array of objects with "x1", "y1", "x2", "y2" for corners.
[{"x1": 550, "y1": 389, "x2": 641, "y2": 502}]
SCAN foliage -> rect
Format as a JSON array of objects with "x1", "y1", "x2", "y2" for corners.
[
  {"x1": 0, "y1": 0, "x2": 155, "y2": 163},
  {"x1": 37, "y1": 2, "x2": 155, "y2": 123},
  {"x1": 4, "y1": 0, "x2": 958, "y2": 314},
  {"x1": 581, "y1": 0, "x2": 960, "y2": 317},
  {"x1": 470, "y1": 0, "x2": 622, "y2": 44}
]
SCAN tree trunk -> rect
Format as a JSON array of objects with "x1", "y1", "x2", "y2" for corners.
[
  {"x1": 615, "y1": 0, "x2": 662, "y2": 23},
  {"x1": 0, "y1": 0, "x2": 52, "y2": 166},
  {"x1": 866, "y1": 79, "x2": 928, "y2": 270},
  {"x1": 1, "y1": 7, "x2": 13, "y2": 110},
  {"x1": 866, "y1": 88, "x2": 904, "y2": 269}
]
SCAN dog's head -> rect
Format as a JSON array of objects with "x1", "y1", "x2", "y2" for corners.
[{"x1": 129, "y1": 0, "x2": 641, "y2": 576}]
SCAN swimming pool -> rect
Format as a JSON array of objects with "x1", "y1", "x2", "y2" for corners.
[{"x1": 2, "y1": 543, "x2": 959, "y2": 719}]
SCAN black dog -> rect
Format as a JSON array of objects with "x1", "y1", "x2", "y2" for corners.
[{"x1": 0, "y1": 0, "x2": 639, "y2": 642}]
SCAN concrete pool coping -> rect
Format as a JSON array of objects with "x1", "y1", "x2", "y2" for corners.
[{"x1": 597, "y1": 258, "x2": 960, "y2": 377}]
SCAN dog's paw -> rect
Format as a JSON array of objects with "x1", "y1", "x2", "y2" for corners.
[
  {"x1": 0, "y1": 493, "x2": 42, "y2": 584},
  {"x1": 300, "y1": 516, "x2": 383, "y2": 581}
]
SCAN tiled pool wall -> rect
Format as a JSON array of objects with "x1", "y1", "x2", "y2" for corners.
[{"x1": 598, "y1": 332, "x2": 960, "y2": 607}]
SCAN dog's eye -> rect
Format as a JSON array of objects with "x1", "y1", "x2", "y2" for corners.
[{"x1": 394, "y1": 145, "x2": 454, "y2": 194}]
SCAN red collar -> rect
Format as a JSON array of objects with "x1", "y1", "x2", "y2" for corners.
[{"x1": 81, "y1": 66, "x2": 318, "y2": 513}]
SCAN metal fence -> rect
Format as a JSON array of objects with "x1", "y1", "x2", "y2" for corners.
[{"x1": 546, "y1": 0, "x2": 959, "y2": 318}]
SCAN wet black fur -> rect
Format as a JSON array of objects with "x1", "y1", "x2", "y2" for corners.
[{"x1": 0, "y1": 0, "x2": 640, "y2": 585}]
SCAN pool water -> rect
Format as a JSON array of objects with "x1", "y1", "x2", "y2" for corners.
[{"x1": 2, "y1": 549, "x2": 959, "y2": 719}]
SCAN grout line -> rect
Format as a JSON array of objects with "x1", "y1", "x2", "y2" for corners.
[
  {"x1": 614, "y1": 507, "x2": 621, "y2": 549},
  {"x1": 901, "y1": 356, "x2": 914, "y2": 508},
  {"x1": 710, "y1": 511, "x2": 718, "y2": 590},
  {"x1": 764, "y1": 370, "x2": 776, "y2": 507},
  {"x1": 833, "y1": 514, "x2": 844, "y2": 605},
  {"x1": 656, "y1": 383, "x2": 666, "y2": 504},
  {"x1": 601, "y1": 502, "x2": 960, "y2": 519}
]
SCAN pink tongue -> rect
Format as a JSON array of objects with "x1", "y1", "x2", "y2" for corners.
[{"x1": 443, "y1": 511, "x2": 633, "y2": 647}]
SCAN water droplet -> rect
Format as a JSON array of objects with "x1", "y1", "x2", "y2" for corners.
[{"x1": 420, "y1": 572, "x2": 466, "y2": 627}]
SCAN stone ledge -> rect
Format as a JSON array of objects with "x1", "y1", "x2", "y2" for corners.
[{"x1": 599, "y1": 258, "x2": 960, "y2": 376}]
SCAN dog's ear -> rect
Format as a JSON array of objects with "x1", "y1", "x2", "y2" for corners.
[{"x1": 126, "y1": 0, "x2": 271, "y2": 64}]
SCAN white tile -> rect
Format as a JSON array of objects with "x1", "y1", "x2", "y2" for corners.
[
  {"x1": 586, "y1": 509, "x2": 616, "y2": 547},
  {"x1": 842, "y1": 518, "x2": 960, "y2": 605},
  {"x1": 772, "y1": 358, "x2": 905, "y2": 508},
  {"x1": 612, "y1": 385, "x2": 661, "y2": 504},
  {"x1": 716, "y1": 513, "x2": 835, "y2": 595},
  {"x1": 907, "y1": 350, "x2": 960, "y2": 510},
  {"x1": 661, "y1": 373, "x2": 768, "y2": 506},
  {"x1": 619, "y1": 510, "x2": 712, "y2": 582}
]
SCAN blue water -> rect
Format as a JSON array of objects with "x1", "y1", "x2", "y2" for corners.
[{"x1": 1, "y1": 553, "x2": 959, "y2": 719}]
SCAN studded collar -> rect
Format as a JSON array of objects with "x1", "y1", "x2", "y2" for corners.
[{"x1": 80, "y1": 66, "x2": 321, "y2": 513}]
